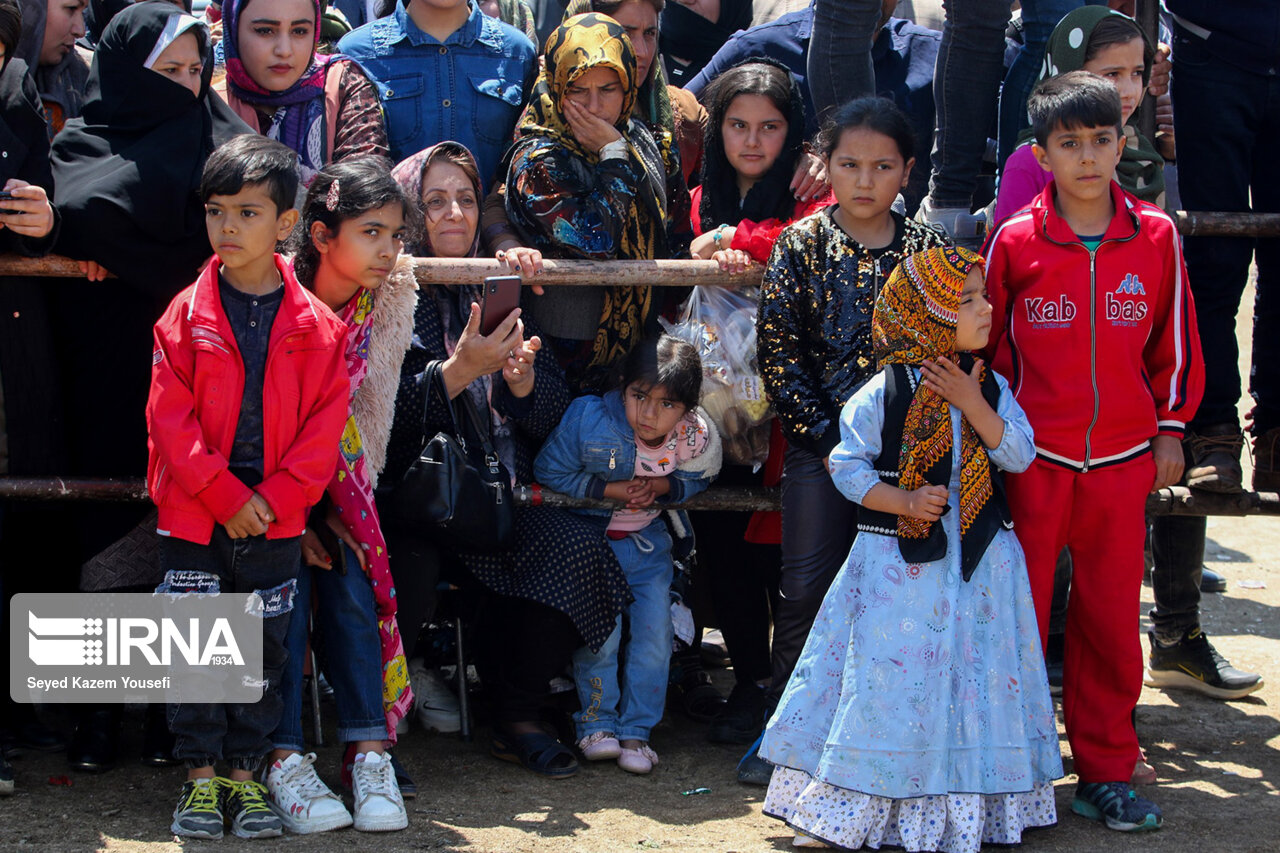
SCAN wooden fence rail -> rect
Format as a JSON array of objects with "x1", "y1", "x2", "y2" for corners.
[{"x1": 0, "y1": 477, "x2": 1276, "y2": 517}]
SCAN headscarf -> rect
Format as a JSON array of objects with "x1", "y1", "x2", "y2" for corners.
[
  {"x1": 1018, "y1": 5, "x2": 1164, "y2": 205},
  {"x1": 657, "y1": 0, "x2": 751, "y2": 87},
  {"x1": 391, "y1": 140, "x2": 482, "y2": 258},
  {"x1": 496, "y1": 0, "x2": 536, "y2": 43},
  {"x1": 514, "y1": 13, "x2": 669, "y2": 373},
  {"x1": 562, "y1": 0, "x2": 675, "y2": 150},
  {"x1": 51, "y1": 2, "x2": 251, "y2": 289},
  {"x1": 84, "y1": 0, "x2": 134, "y2": 45},
  {"x1": 18, "y1": 0, "x2": 90, "y2": 128},
  {"x1": 222, "y1": 0, "x2": 335, "y2": 183},
  {"x1": 698, "y1": 57, "x2": 805, "y2": 233},
  {"x1": 873, "y1": 246, "x2": 995, "y2": 575}
]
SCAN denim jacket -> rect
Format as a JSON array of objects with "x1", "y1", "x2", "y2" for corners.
[
  {"x1": 336, "y1": 0, "x2": 536, "y2": 186},
  {"x1": 534, "y1": 390, "x2": 722, "y2": 523}
]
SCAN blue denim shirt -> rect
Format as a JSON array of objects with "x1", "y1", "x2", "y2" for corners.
[
  {"x1": 533, "y1": 391, "x2": 719, "y2": 524},
  {"x1": 336, "y1": 0, "x2": 536, "y2": 186}
]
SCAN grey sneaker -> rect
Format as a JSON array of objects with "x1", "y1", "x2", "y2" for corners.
[
  {"x1": 171, "y1": 777, "x2": 224, "y2": 839},
  {"x1": 1146, "y1": 628, "x2": 1263, "y2": 700},
  {"x1": 916, "y1": 196, "x2": 987, "y2": 250},
  {"x1": 223, "y1": 778, "x2": 284, "y2": 839}
]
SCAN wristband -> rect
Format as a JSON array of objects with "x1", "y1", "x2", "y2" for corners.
[{"x1": 713, "y1": 224, "x2": 730, "y2": 251}]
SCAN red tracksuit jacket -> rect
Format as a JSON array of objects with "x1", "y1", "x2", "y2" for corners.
[
  {"x1": 983, "y1": 181, "x2": 1204, "y2": 471},
  {"x1": 146, "y1": 255, "x2": 349, "y2": 544}
]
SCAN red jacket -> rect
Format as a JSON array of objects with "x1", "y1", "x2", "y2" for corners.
[
  {"x1": 146, "y1": 255, "x2": 350, "y2": 543},
  {"x1": 983, "y1": 181, "x2": 1203, "y2": 472}
]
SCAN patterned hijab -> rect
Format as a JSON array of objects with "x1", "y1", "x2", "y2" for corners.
[
  {"x1": 874, "y1": 247, "x2": 993, "y2": 560},
  {"x1": 392, "y1": 141, "x2": 483, "y2": 258},
  {"x1": 1018, "y1": 6, "x2": 1164, "y2": 205},
  {"x1": 515, "y1": 12, "x2": 669, "y2": 373},
  {"x1": 223, "y1": 0, "x2": 336, "y2": 182},
  {"x1": 562, "y1": 0, "x2": 676, "y2": 148}
]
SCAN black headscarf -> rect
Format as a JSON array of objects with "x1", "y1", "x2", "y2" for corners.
[
  {"x1": 659, "y1": 0, "x2": 752, "y2": 88},
  {"x1": 84, "y1": 0, "x2": 135, "y2": 45},
  {"x1": 51, "y1": 1, "x2": 250, "y2": 292},
  {"x1": 698, "y1": 58, "x2": 806, "y2": 233}
]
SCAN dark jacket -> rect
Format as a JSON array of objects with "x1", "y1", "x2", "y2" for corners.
[
  {"x1": 1166, "y1": 0, "x2": 1279, "y2": 76},
  {"x1": 757, "y1": 209, "x2": 947, "y2": 459}
]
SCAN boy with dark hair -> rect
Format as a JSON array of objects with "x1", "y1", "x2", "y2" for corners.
[
  {"x1": 147, "y1": 135, "x2": 349, "y2": 839},
  {"x1": 983, "y1": 70, "x2": 1204, "y2": 833}
]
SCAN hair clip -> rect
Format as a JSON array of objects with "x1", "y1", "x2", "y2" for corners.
[{"x1": 325, "y1": 179, "x2": 341, "y2": 212}]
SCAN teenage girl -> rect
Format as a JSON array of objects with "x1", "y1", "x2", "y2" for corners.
[
  {"x1": 760, "y1": 246, "x2": 1062, "y2": 851},
  {"x1": 750, "y1": 97, "x2": 948, "y2": 782},
  {"x1": 266, "y1": 158, "x2": 419, "y2": 834},
  {"x1": 994, "y1": 6, "x2": 1163, "y2": 225},
  {"x1": 689, "y1": 59, "x2": 833, "y2": 270},
  {"x1": 534, "y1": 336, "x2": 722, "y2": 775}
]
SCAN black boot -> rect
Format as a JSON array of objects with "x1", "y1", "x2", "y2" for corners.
[
  {"x1": 68, "y1": 705, "x2": 120, "y2": 772},
  {"x1": 141, "y1": 704, "x2": 179, "y2": 767}
]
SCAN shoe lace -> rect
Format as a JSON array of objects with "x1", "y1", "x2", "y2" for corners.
[
  {"x1": 181, "y1": 779, "x2": 222, "y2": 814},
  {"x1": 229, "y1": 779, "x2": 274, "y2": 815},
  {"x1": 1188, "y1": 431, "x2": 1243, "y2": 453},
  {"x1": 280, "y1": 753, "x2": 334, "y2": 802},
  {"x1": 352, "y1": 756, "x2": 398, "y2": 803}
]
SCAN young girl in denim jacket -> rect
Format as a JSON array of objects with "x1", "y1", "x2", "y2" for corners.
[{"x1": 534, "y1": 335, "x2": 722, "y2": 774}]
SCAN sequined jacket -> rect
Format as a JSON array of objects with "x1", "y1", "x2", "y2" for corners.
[{"x1": 757, "y1": 209, "x2": 948, "y2": 458}]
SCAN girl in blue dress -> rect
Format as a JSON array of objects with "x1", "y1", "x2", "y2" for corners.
[{"x1": 759, "y1": 246, "x2": 1062, "y2": 852}]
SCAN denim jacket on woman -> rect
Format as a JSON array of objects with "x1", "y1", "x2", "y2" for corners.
[
  {"x1": 336, "y1": 0, "x2": 536, "y2": 185},
  {"x1": 534, "y1": 389, "x2": 722, "y2": 525}
]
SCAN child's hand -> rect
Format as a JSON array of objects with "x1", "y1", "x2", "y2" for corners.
[
  {"x1": 249, "y1": 492, "x2": 275, "y2": 527},
  {"x1": 904, "y1": 485, "x2": 948, "y2": 521},
  {"x1": 625, "y1": 476, "x2": 670, "y2": 509},
  {"x1": 920, "y1": 357, "x2": 985, "y2": 414},
  {"x1": 301, "y1": 504, "x2": 367, "y2": 571},
  {"x1": 712, "y1": 248, "x2": 754, "y2": 274},
  {"x1": 1151, "y1": 434, "x2": 1184, "y2": 491},
  {"x1": 504, "y1": 334, "x2": 540, "y2": 398},
  {"x1": 224, "y1": 498, "x2": 269, "y2": 539},
  {"x1": 602, "y1": 480, "x2": 636, "y2": 504}
]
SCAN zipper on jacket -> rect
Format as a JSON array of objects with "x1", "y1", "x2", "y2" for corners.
[
  {"x1": 608, "y1": 449, "x2": 616, "y2": 471},
  {"x1": 1083, "y1": 247, "x2": 1100, "y2": 472}
]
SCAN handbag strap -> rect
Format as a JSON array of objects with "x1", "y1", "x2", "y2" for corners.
[{"x1": 420, "y1": 361, "x2": 500, "y2": 462}]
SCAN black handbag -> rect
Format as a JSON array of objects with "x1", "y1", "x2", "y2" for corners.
[{"x1": 388, "y1": 362, "x2": 515, "y2": 552}]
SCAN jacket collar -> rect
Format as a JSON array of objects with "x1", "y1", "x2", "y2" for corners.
[
  {"x1": 187, "y1": 254, "x2": 320, "y2": 337},
  {"x1": 1032, "y1": 179, "x2": 1140, "y2": 247}
]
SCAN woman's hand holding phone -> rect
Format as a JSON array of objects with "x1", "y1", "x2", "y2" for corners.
[{"x1": 0, "y1": 180, "x2": 55, "y2": 239}]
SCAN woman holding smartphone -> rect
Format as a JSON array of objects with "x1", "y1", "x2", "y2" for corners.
[{"x1": 383, "y1": 142, "x2": 630, "y2": 780}]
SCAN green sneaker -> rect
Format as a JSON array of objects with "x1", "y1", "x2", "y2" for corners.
[
  {"x1": 1072, "y1": 781, "x2": 1162, "y2": 832},
  {"x1": 224, "y1": 778, "x2": 284, "y2": 839},
  {"x1": 171, "y1": 777, "x2": 224, "y2": 839}
]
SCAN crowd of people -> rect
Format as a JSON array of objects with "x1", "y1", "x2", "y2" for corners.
[{"x1": 0, "y1": 0, "x2": 1274, "y2": 849}]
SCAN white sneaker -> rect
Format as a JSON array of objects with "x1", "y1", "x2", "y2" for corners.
[
  {"x1": 264, "y1": 752, "x2": 353, "y2": 834},
  {"x1": 916, "y1": 195, "x2": 987, "y2": 249},
  {"x1": 351, "y1": 751, "x2": 408, "y2": 832},
  {"x1": 409, "y1": 661, "x2": 461, "y2": 733}
]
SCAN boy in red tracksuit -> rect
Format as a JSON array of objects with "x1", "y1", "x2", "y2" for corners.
[
  {"x1": 147, "y1": 136, "x2": 348, "y2": 840},
  {"x1": 983, "y1": 72, "x2": 1203, "y2": 833}
]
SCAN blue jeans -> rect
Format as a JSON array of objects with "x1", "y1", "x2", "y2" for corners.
[
  {"x1": 997, "y1": 0, "x2": 1105, "y2": 167},
  {"x1": 806, "y1": 0, "x2": 881, "y2": 120},
  {"x1": 1172, "y1": 23, "x2": 1280, "y2": 432},
  {"x1": 928, "y1": 0, "x2": 1010, "y2": 208},
  {"x1": 161, "y1": 529, "x2": 301, "y2": 770},
  {"x1": 273, "y1": 542, "x2": 386, "y2": 751},
  {"x1": 573, "y1": 519, "x2": 673, "y2": 742}
]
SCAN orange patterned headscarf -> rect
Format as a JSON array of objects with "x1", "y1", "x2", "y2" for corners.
[{"x1": 873, "y1": 246, "x2": 992, "y2": 547}]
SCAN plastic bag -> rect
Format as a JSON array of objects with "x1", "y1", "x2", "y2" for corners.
[{"x1": 662, "y1": 286, "x2": 772, "y2": 468}]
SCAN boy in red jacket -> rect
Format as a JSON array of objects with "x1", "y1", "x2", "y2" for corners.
[
  {"x1": 983, "y1": 72, "x2": 1204, "y2": 834},
  {"x1": 147, "y1": 136, "x2": 348, "y2": 840}
]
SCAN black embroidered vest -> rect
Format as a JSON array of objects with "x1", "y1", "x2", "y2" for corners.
[{"x1": 855, "y1": 361, "x2": 1014, "y2": 581}]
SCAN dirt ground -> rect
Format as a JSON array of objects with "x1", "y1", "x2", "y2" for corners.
[{"x1": 3, "y1": 288, "x2": 1278, "y2": 852}]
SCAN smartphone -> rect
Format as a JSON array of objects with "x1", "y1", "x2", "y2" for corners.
[
  {"x1": 0, "y1": 190, "x2": 24, "y2": 216},
  {"x1": 479, "y1": 275, "x2": 522, "y2": 337}
]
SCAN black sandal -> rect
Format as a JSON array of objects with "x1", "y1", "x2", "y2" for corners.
[{"x1": 490, "y1": 729, "x2": 579, "y2": 780}]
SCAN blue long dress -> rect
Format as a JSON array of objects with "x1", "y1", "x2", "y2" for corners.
[{"x1": 760, "y1": 367, "x2": 1063, "y2": 852}]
